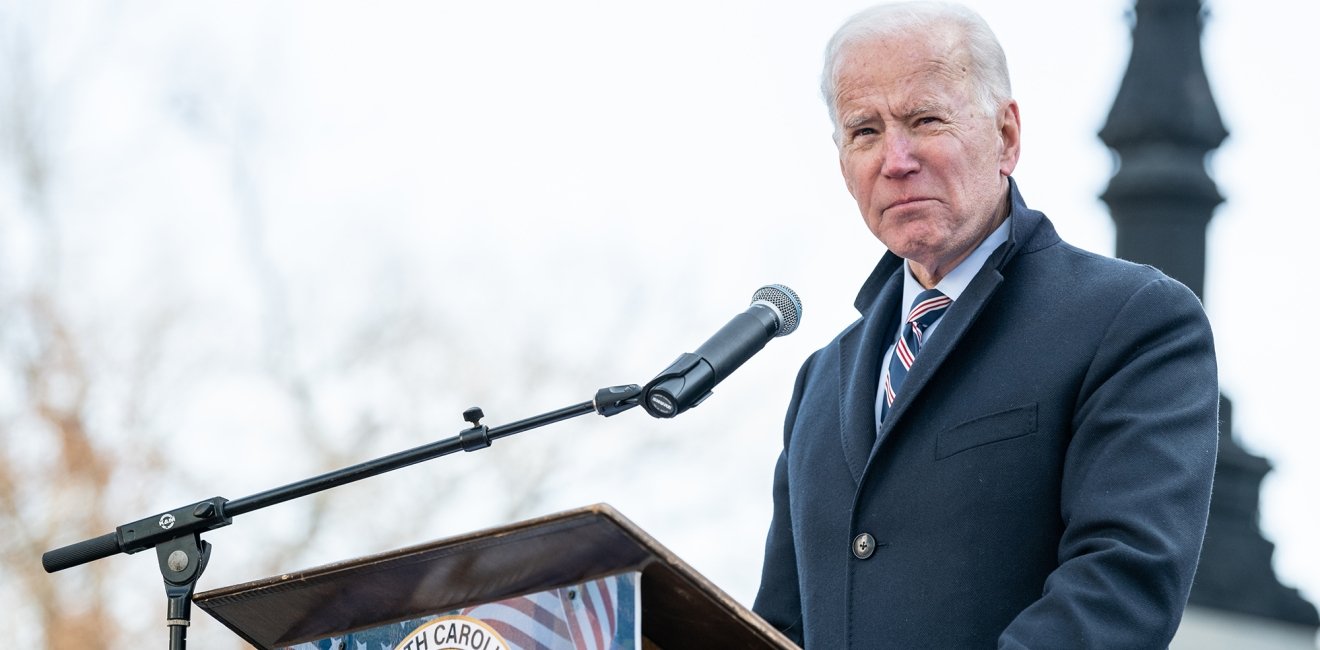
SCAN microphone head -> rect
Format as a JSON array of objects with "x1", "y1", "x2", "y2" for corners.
[{"x1": 751, "y1": 284, "x2": 802, "y2": 337}]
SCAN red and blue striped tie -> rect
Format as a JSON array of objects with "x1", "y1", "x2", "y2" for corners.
[{"x1": 881, "y1": 288, "x2": 952, "y2": 422}]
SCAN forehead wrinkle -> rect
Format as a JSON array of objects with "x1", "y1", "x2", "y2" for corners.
[
  {"x1": 833, "y1": 36, "x2": 976, "y2": 129},
  {"x1": 837, "y1": 72, "x2": 958, "y2": 128},
  {"x1": 839, "y1": 97, "x2": 948, "y2": 132}
]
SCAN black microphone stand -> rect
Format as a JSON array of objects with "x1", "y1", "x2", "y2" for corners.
[{"x1": 41, "y1": 383, "x2": 644, "y2": 650}]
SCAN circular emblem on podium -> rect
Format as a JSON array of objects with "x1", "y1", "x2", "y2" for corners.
[{"x1": 394, "y1": 616, "x2": 509, "y2": 650}]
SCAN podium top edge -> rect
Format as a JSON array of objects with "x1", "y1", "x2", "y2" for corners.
[
  {"x1": 197, "y1": 503, "x2": 649, "y2": 601},
  {"x1": 193, "y1": 503, "x2": 662, "y2": 647}
]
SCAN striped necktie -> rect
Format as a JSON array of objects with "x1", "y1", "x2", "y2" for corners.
[{"x1": 880, "y1": 288, "x2": 952, "y2": 423}]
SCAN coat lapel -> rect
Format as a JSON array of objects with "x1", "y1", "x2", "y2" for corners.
[{"x1": 837, "y1": 257, "x2": 904, "y2": 484}]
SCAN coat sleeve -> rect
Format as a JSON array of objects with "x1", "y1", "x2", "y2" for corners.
[
  {"x1": 1000, "y1": 276, "x2": 1219, "y2": 649},
  {"x1": 752, "y1": 354, "x2": 817, "y2": 646}
]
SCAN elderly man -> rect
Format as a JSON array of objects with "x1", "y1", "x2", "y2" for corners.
[{"x1": 753, "y1": 2, "x2": 1218, "y2": 647}]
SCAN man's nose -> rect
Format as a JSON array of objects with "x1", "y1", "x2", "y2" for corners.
[{"x1": 880, "y1": 133, "x2": 920, "y2": 178}]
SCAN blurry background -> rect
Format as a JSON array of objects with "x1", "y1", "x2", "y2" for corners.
[{"x1": 1, "y1": 0, "x2": 1316, "y2": 646}]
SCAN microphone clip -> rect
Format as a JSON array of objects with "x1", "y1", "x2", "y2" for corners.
[{"x1": 593, "y1": 384, "x2": 644, "y2": 417}]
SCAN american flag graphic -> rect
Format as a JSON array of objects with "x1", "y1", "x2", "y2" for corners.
[{"x1": 461, "y1": 576, "x2": 628, "y2": 650}]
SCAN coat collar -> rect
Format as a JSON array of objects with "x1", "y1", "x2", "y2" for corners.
[{"x1": 835, "y1": 178, "x2": 1057, "y2": 482}]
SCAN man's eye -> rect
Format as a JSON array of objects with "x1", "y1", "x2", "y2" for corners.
[
  {"x1": 852, "y1": 127, "x2": 878, "y2": 138},
  {"x1": 916, "y1": 116, "x2": 941, "y2": 127}
]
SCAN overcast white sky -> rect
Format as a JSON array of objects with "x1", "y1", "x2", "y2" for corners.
[{"x1": 6, "y1": 0, "x2": 1319, "y2": 641}]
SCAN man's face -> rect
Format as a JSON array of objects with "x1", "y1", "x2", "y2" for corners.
[{"x1": 834, "y1": 32, "x2": 1020, "y2": 286}]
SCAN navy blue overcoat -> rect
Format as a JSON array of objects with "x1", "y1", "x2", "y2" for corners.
[{"x1": 754, "y1": 180, "x2": 1218, "y2": 648}]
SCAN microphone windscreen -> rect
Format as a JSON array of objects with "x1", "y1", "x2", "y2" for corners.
[{"x1": 752, "y1": 284, "x2": 803, "y2": 337}]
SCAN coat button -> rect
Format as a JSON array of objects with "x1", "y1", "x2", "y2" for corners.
[{"x1": 852, "y1": 533, "x2": 876, "y2": 559}]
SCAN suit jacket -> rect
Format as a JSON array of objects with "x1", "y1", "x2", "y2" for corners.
[{"x1": 753, "y1": 180, "x2": 1218, "y2": 648}]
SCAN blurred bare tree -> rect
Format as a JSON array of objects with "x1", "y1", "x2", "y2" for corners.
[{"x1": 0, "y1": 3, "x2": 158, "y2": 647}]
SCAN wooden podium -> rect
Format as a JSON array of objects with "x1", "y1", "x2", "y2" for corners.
[{"x1": 194, "y1": 504, "x2": 797, "y2": 649}]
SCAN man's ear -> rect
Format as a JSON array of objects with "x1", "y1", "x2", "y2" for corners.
[{"x1": 998, "y1": 100, "x2": 1022, "y2": 176}]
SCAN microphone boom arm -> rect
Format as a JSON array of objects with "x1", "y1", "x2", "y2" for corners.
[{"x1": 40, "y1": 383, "x2": 643, "y2": 649}]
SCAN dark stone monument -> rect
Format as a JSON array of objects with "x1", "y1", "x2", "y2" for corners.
[{"x1": 1099, "y1": 0, "x2": 1319, "y2": 628}]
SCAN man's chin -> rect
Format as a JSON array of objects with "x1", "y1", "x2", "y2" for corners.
[{"x1": 872, "y1": 223, "x2": 944, "y2": 259}]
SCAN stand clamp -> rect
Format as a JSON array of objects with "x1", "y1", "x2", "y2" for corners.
[{"x1": 156, "y1": 533, "x2": 212, "y2": 649}]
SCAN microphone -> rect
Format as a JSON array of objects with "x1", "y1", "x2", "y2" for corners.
[{"x1": 642, "y1": 284, "x2": 802, "y2": 418}]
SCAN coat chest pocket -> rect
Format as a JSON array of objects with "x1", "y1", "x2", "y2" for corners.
[{"x1": 935, "y1": 403, "x2": 1038, "y2": 460}]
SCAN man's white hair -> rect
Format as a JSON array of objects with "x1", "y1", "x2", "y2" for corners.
[{"x1": 821, "y1": 1, "x2": 1012, "y2": 134}]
